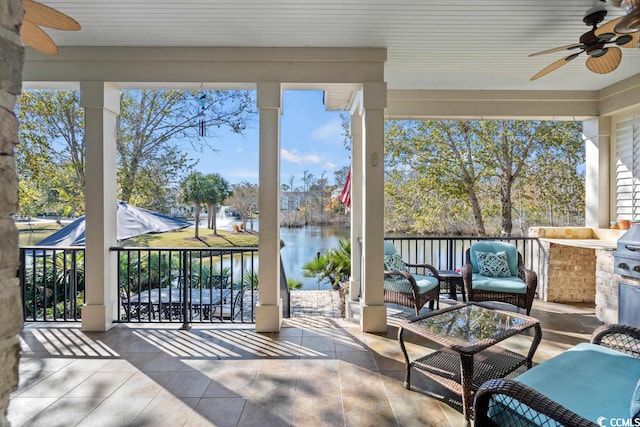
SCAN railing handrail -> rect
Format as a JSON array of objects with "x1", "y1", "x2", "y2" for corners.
[{"x1": 111, "y1": 246, "x2": 258, "y2": 251}]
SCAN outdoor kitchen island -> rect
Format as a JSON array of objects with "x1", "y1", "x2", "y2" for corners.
[{"x1": 529, "y1": 227, "x2": 624, "y2": 326}]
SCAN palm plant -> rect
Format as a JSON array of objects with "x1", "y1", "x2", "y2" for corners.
[
  {"x1": 24, "y1": 251, "x2": 85, "y2": 319},
  {"x1": 302, "y1": 239, "x2": 351, "y2": 290}
]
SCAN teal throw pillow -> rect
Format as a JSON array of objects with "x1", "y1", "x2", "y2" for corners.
[
  {"x1": 476, "y1": 251, "x2": 511, "y2": 278},
  {"x1": 631, "y1": 377, "x2": 640, "y2": 420},
  {"x1": 384, "y1": 254, "x2": 408, "y2": 272}
]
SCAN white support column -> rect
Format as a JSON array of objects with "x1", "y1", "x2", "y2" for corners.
[
  {"x1": 349, "y1": 106, "x2": 363, "y2": 302},
  {"x1": 256, "y1": 82, "x2": 283, "y2": 332},
  {"x1": 584, "y1": 117, "x2": 611, "y2": 228},
  {"x1": 360, "y1": 82, "x2": 387, "y2": 333},
  {"x1": 80, "y1": 81, "x2": 119, "y2": 331}
]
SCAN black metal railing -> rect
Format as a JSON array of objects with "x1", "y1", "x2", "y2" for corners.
[
  {"x1": 113, "y1": 247, "x2": 258, "y2": 324},
  {"x1": 19, "y1": 246, "x2": 86, "y2": 321},
  {"x1": 19, "y1": 237, "x2": 544, "y2": 323}
]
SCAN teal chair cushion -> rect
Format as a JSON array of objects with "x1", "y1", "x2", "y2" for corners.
[
  {"x1": 471, "y1": 273, "x2": 527, "y2": 294},
  {"x1": 632, "y1": 377, "x2": 640, "y2": 420},
  {"x1": 469, "y1": 242, "x2": 519, "y2": 276},
  {"x1": 384, "y1": 274, "x2": 438, "y2": 294},
  {"x1": 384, "y1": 241, "x2": 397, "y2": 256},
  {"x1": 514, "y1": 343, "x2": 640, "y2": 424}
]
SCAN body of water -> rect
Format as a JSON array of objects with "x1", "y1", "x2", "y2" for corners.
[{"x1": 280, "y1": 225, "x2": 350, "y2": 290}]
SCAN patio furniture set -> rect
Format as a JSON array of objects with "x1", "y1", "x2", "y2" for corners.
[
  {"x1": 121, "y1": 284, "x2": 244, "y2": 321},
  {"x1": 387, "y1": 240, "x2": 640, "y2": 425},
  {"x1": 383, "y1": 240, "x2": 536, "y2": 317}
]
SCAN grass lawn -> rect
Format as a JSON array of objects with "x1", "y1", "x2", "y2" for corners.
[
  {"x1": 17, "y1": 220, "x2": 259, "y2": 248},
  {"x1": 16, "y1": 221, "x2": 63, "y2": 231},
  {"x1": 121, "y1": 228, "x2": 259, "y2": 248}
]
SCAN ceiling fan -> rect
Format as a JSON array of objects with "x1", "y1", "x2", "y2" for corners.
[
  {"x1": 529, "y1": 5, "x2": 638, "y2": 81},
  {"x1": 20, "y1": 0, "x2": 80, "y2": 55}
]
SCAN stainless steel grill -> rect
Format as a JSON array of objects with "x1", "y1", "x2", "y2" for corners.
[{"x1": 613, "y1": 225, "x2": 640, "y2": 279}]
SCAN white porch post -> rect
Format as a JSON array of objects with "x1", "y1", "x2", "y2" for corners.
[
  {"x1": 360, "y1": 82, "x2": 387, "y2": 332},
  {"x1": 584, "y1": 117, "x2": 611, "y2": 228},
  {"x1": 256, "y1": 82, "x2": 283, "y2": 332},
  {"x1": 349, "y1": 106, "x2": 363, "y2": 302},
  {"x1": 80, "y1": 81, "x2": 119, "y2": 331}
]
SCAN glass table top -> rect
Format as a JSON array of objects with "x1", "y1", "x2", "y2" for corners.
[{"x1": 409, "y1": 304, "x2": 537, "y2": 348}]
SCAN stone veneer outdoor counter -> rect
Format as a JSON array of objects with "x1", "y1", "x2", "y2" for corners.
[{"x1": 529, "y1": 227, "x2": 622, "y2": 306}]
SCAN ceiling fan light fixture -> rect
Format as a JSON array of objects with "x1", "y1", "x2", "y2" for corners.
[{"x1": 614, "y1": 5, "x2": 640, "y2": 33}]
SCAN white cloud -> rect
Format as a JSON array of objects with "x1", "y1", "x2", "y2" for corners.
[
  {"x1": 311, "y1": 118, "x2": 343, "y2": 143},
  {"x1": 324, "y1": 162, "x2": 337, "y2": 169},
  {"x1": 281, "y1": 148, "x2": 321, "y2": 164}
]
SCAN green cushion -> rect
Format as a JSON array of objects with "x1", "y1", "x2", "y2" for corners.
[
  {"x1": 470, "y1": 242, "x2": 518, "y2": 276},
  {"x1": 384, "y1": 241, "x2": 397, "y2": 256},
  {"x1": 384, "y1": 274, "x2": 438, "y2": 294},
  {"x1": 471, "y1": 273, "x2": 527, "y2": 294},
  {"x1": 514, "y1": 343, "x2": 640, "y2": 424},
  {"x1": 476, "y1": 251, "x2": 511, "y2": 277}
]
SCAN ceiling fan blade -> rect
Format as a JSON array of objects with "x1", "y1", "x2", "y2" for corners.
[
  {"x1": 528, "y1": 43, "x2": 583, "y2": 57},
  {"x1": 530, "y1": 53, "x2": 581, "y2": 81},
  {"x1": 23, "y1": 0, "x2": 81, "y2": 31},
  {"x1": 615, "y1": 31, "x2": 639, "y2": 47},
  {"x1": 20, "y1": 19, "x2": 58, "y2": 55},
  {"x1": 586, "y1": 47, "x2": 622, "y2": 74}
]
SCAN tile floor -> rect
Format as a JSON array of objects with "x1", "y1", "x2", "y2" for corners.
[{"x1": 8, "y1": 294, "x2": 602, "y2": 427}]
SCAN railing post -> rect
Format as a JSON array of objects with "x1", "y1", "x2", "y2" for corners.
[
  {"x1": 18, "y1": 249, "x2": 26, "y2": 321},
  {"x1": 180, "y1": 250, "x2": 190, "y2": 330}
]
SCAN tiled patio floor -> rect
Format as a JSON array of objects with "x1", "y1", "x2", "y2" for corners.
[{"x1": 9, "y1": 292, "x2": 601, "y2": 426}]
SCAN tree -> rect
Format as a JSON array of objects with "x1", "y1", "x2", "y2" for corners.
[
  {"x1": 16, "y1": 88, "x2": 255, "y2": 217},
  {"x1": 15, "y1": 90, "x2": 85, "y2": 217},
  {"x1": 385, "y1": 119, "x2": 584, "y2": 235},
  {"x1": 180, "y1": 172, "x2": 208, "y2": 239},
  {"x1": 386, "y1": 120, "x2": 487, "y2": 234},
  {"x1": 117, "y1": 89, "x2": 255, "y2": 210},
  {"x1": 202, "y1": 173, "x2": 232, "y2": 234},
  {"x1": 227, "y1": 182, "x2": 259, "y2": 230}
]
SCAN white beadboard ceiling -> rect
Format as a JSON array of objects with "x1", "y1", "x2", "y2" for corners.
[{"x1": 31, "y1": 0, "x2": 640, "y2": 91}]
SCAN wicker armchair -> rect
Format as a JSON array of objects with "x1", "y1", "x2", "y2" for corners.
[
  {"x1": 383, "y1": 241, "x2": 440, "y2": 316},
  {"x1": 462, "y1": 242, "x2": 537, "y2": 315},
  {"x1": 474, "y1": 324, "x2": 640, "y2": 427}
]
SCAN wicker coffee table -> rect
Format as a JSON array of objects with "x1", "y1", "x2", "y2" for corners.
[{"x1": 398, "y1": 303, "x2": 541, "y2": 423}]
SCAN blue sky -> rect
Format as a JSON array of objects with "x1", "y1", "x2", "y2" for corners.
[{"x1": 186, "y1": 90, "x2": 349, "y2": 188}]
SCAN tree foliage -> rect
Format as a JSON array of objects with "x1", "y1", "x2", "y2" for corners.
[
  {"x1": 117, "y1": 90, "x2": 254, "y2": 211},
  {"x1": 302, "y1": 238, "x2": 351, "y2": 289},
  {"x1": 16, "y1": 89, "x2": 255, "y2": 218},
  {"x1": 180, "y1": 172, "x2": 208, "y2": 239},
  {"x1": 16, "y1": 90, "x2": 85, "y2": 217},
  {"x1": 227, "y1": 182, "x2": 259, "y2": 230},
  {"x1": 202, "y1": 173, "x2": 232, "y2": 234},
  {"x1": 385, "y1": 119, "x2": 584, "y2": 236}
]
